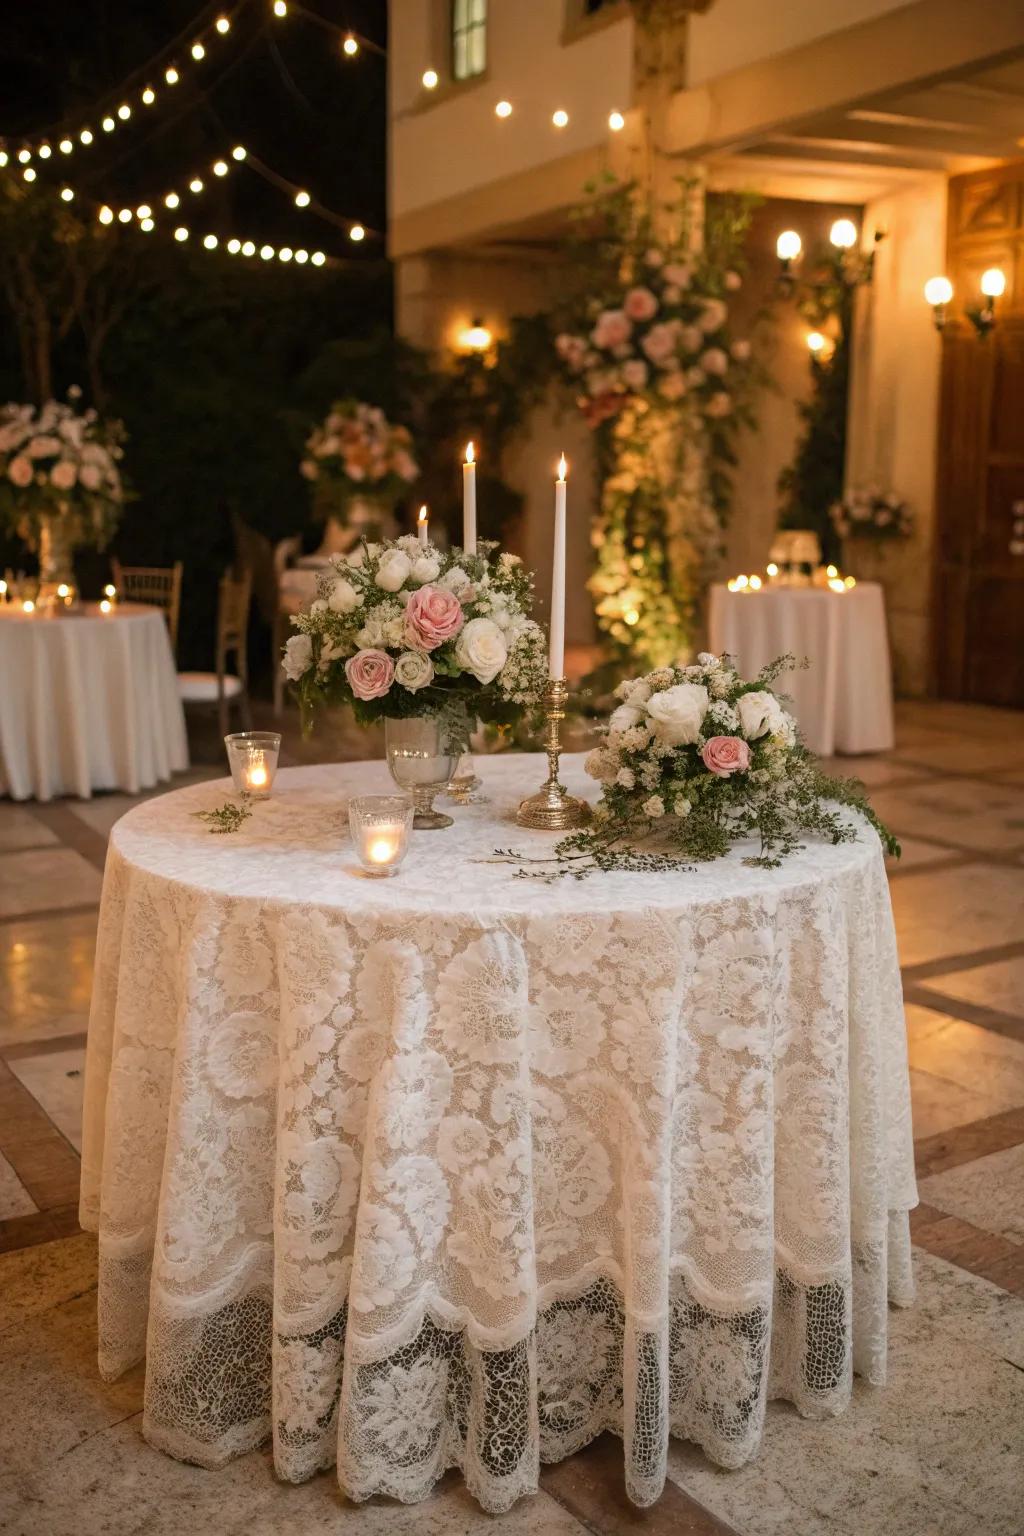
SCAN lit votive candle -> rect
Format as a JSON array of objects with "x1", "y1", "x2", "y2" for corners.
[
  {"x1": 22, "y1": 598, "x2": 35, "y2": 614},
  {"x1": 349, "y1": 795, "x2": 413, "y2": 877},
  {"x1": 224, "y1": 731, "x2": 281, "y2": 799},
  {"x1": 103, "y1": 583, "x2": 117, "y2": 603},
  {"x1": 99, "y1": 598, "x2": 112, "y2": 613}
]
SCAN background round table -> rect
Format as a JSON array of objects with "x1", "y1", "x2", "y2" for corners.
[
  {"x1": 0, "y1": 601, "x2": 188, "y2": 802},
  {"x1": 707, "y1": 582, "x2": 895, "y2": 756},
  {"x1": 80, "y1": 753, "x2": 916, "y2": 1513}
]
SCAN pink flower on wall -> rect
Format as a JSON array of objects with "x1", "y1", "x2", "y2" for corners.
[{"x1": 591, "y1": 309, "x2": 633, "y2": 350}]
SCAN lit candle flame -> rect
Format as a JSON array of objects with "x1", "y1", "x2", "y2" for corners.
[
  {"x1": 22, "y1": 599, "x2": 35, "y2": 613},
  {"x1": 557, "y1": 454, "x2": 567, "y2": 482},
  {"x1": 57, "y1": 583, "x2": 70, "y2": 599},
  {"x1": 248, "y1": 763, "x2": 268, "y2": 788},
  {"x1": 418, "y1": 505, "x2": 427, "y2": 524},
  {"x1": 465, "y1": 441, "x2": 475, "y2": 465},
  {"x1": 103, "y1": 583, "x2": 116, "y2": 599},
  {"x1": 369, "y1": 835, "x2": 398, "y2": 864}
]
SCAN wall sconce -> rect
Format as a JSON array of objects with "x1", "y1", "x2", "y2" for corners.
[
  {"x1": 806, "y1": 330, "x2": 834, "y2": 363},
  {"x1": 967, "y1": 267, "x2": 1006, "y2": 337},
  {"x1": 457, "y1": 317, "x2": 493, "y2": 355},
  {"x1": 924, "y1": 275, "x2": 953, "y2": 330},
  {"x1": 829, "y1": 218, "x2": 858, "y2": 251},
  {"x1": 776, "y1": 229, "x2": 802, "y2": 291}
]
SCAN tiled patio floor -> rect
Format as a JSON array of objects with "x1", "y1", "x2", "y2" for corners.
[{"x1": 0, "y1": 699, "x2": 1022, "y2": 1536}]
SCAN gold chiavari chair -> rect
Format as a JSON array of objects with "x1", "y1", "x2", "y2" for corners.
[
  {"x1": 111, "y1": 559, "x2": 184, "y2": 655},
  {"x1": 177, "y1": 570, "x2": 253, "y2": 738}
]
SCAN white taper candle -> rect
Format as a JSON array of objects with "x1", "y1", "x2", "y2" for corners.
[
  {"x1": 549, "y1": 455, "x2": 567, "y2": 679},
  {"x1": 463, "y1": 442, "x2": 477, "y2": 554},
  {"x1": 418, "y1": 504, "x2": 429, "y2": 547}
]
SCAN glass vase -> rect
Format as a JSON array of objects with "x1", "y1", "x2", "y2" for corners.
[
  {"x1": 384, "y1": 712, "x2": 463, "y2": 829},
  {"x1": 37, "y1": 513, "x2": 75, "y2": 588}
]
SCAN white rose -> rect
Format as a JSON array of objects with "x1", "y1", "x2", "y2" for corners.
[
  {"x1": 328, "y1": 577, "x2": 361, "y2": 614},
  {"x1": 375, "y1": 549, "x2": 412, "y2": 592},
  {"x1": 394, "y1": 650, "x2": 434, "y2": 692},
  {"x1": 609, "y1": 703, "x2": 643, "y2": 735},
  {"x1": 697, "y1": 652, "x2": 718, "y2": 667},
  {"x1": 411, "y1": 554, "x2": 441, "y2": 584},
  {"x1": 454, "y1": 617, "x2": 507, "y2": 685},
  {"x1": 282, "y1": 633, "x2": 313, "y2": 680},
  {"x1": 672, "y1": 797, "x2": 692, "y2": 818},
  {"x1": 645, "y1": 683, "x2": 709, "y2": 746},
  {"x1": 737, "y1": 690, "x2": 788, "y2": 741},
  {"x1": 439, "y1": 565, "x2": 472, "y2": 597}
]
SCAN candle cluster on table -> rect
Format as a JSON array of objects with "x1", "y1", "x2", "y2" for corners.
[
  {"x1": 727, "y1": 565, "x2": 856, "y2": 593},
  {"x1": 224, "y1": 731, "x2": 281, "y2": 799}
]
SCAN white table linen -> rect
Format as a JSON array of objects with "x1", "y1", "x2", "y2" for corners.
[
  {"x1": 0, "y1": 602, "x2": 188, "y2": 802},
  {"x1": 80, "y1": 754, "x2": 916, "y2": 1512},
  {"x1": 707, "y1": 583, "x2": 895, "y2": 756}
]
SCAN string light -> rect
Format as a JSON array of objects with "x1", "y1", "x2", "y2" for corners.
[
  {"x1": 117, "y1": 103, "x2": 131, "y2": 120},
  {"x1": 191, "y1": 42, "x2": 206, "y2": 60},
  {"x1": 227, "y1": 238, "x2": 241, "y2": 253},
  {"x1": 98, "y1": 205, "x2": 113, "y2": 224},
  {"x1": 213, "y1": 160, "x2": 228, "y2": 176},
  {"x1": 609, "y1": 110, "x2": 625, "y2": 131},
  {"x1": 216, "y1": 15, "x2": 231, "y2": 32},
  {"x1": 349, "y1": 224, "x2": 365, "y2": 241},
  {"x1": 294, "y1": 249, "x2": 308, "y2": 263},
  {"x1": 231, "y1": 145, "x2": 246, "y2": 160},
  {"x1": 189, "y1": 177, "x2": 204, "y2": 193},
  {"x1": 142, "y1": 87, "x2": 156, "y2": 104},
  {"x1": 165, "y1": 65, "x2": 179, "y2": 84},
  {"x1": 203, "y1": 234, "x2": 218, "y2": 249},
  {"x1": 117, "y1": 207, "x2": 132, "y2": 222},
  {"x1": 311, "y1": 251, "x2": 325, "y2": 265},
  {"x1": 422, "y1": 69, "x2": 438, "y2": 89},
  {"x1": 295, "y1": 190, "x2": 310, "y2": 206},
  {"x1": 80, "y1": 128, "x2": 93, "y2": 144},
  {"x1": 273, "y1": 0, "x2": 287, "y2": 14},
  {"x1": 140, "y1": 217, "x2": 155, "y2": 231},
  {"x1": 165, "y1": 191, "x2": 180, "y2": 208},
  {"x1": 22, "y1": 166, "x2": 36, "y2": 182},
  {"x1": 174, "y1": 226, "x2": 189, "y2": 241},
  {"x1": 59, "y1": 136, "x2": 73, "y2": 153},
  {"x1": 260, "y1": 244, "x2": 274, "y2": 260},
  {"x1": 102, "y1": 116, "x2": 115, "y2": 132},
  {"x1": 343, "y1": 33, "x2": 359, "y2": 55},
  {"x1": 552, "y1": 109, "x2": 569, "y2": 128},
  {"x1": 38, "y1": 143, "x2": 52, "y2": 159},
  {"x1": 60, "y1": 186, "x2": 74, "y2": 201},
  {"x1": 17, "y1": 148, "x2": 31, "y2": 163},
  {"x1": 241, "y1": 240, "x2": 255, "y2": 256},
  {"x1": 136, "y1": 203, "x2": 152, "y2": 218},
  {"x1": 0, "y1": 151, "x2": 8, "y2": 167}
]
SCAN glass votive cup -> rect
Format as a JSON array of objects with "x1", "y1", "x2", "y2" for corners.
[
  {"x1": 349, "y1": 795, "x2": 414, "y2": 877},
  {"x1": 224, "y1": 731, "x2": 281, "y2": 799}
]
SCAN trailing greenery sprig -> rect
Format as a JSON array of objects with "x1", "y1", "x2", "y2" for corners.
[{"x1": 193, "y1": 801, "x2": 252, "y2": 834}]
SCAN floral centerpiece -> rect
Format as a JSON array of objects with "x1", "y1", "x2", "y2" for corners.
[
  {"x1": 830, "y1": 489, "x2": 912, "y2": 542},
  {"x1": 0, "y1": 389, "x2": 127, "y2": 583},
  {"x1": 283, "y1": 535, "x2": 547, "y2": 731},
  {"x1": 503, "y1": 652, "x2": 896, "y2": 877},
  {"x1": 550, "y1": 181, "x2": 760, "y2": 667},
  {"x1": 300, "y1": 400, "x2": 418, "y2": 538}
]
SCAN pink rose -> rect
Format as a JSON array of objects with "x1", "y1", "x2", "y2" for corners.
[
  {"x1": 591, "y1": 309, "x2": 632, "y2": 351},
  {"x1": 707, "y1": 392, "x2": 733, "y2": 418},
  {"x1": 700, "y1": 735, "x2": 751, "y2": 777},
  {"x1": 345, "y1": 648, "x2": 395, "y2": 700},
  {"x1": 624, "y1": 286, "x2": 658, "y2": 322},
  {"x1": 555, "y1": 333, "x2": 588, "y2": 370},
  {"x1": 405, "y1": 584, "x2": 464, "y2": 650},
  {"x1": 641, "y1": 322, "x2": 679, "y2": 366},
  {"x1": 662, "y1": 262, "x2": 692, "y2": 288},
  {"x1": 7, "y1": 455, "x2": 33, "y2": 488}
]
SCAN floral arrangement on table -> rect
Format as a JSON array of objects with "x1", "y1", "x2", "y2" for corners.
[
  {"x1": 501, "y1": 651, "x2": 897, "y2": 877},
  {"x1": 830, "y1": 488, "x2": 913, "y2": 542},
  {"x1": 299, "y1": 400, "x2": 419, "y2": 515},
  {"x1": 282, "y1": 534, "x2": 548, "y2": 729},
  {"x1": 0, "y1": 389, "x2": 127, "y2": 563},
  {"x1": 550, "y1": 181, "x2": 762, "y2": 668}
]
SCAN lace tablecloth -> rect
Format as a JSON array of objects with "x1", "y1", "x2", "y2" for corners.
[{"x1": 80, "y1": 753, "x2": 917, "y2": 1512}]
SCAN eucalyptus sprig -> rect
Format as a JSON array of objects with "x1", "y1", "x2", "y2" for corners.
[{"x1": 193, "y1": 800, "x2": 252, "y2": 835}]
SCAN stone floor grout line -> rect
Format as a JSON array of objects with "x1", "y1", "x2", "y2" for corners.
[
  {"x1": 0, "y1": 1057, "x2": 84, "y2": 1207},
  {"x1": 910, "y1": 1202, "x2": 1024, "y2": 1296},
  {"x1": 913, "y1": 1104, "x2": 1024, "y2": 1180},
  {"x1": 21, "y1": 801, "x2": 110, "y2": 874},
  {"x1": 1, "y1": 1031, "x2": 89, "y2": 1062},
  {"x1": 903, "y1": 985, "x2": 1024, "y2": 1043},
  {"x1": 901, "y1": 939, "x2": 1024, "y2": 984},
  {"x1": 0, "y1": 901, "x2": 100, "y2": 928}
]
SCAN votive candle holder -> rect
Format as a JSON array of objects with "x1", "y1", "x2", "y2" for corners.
[
  {"x1": 349, "y1": 795, "x2": 414, "y2": 877},
  {"x1": 224, "y1": 731, "x2": 281, "y2": 799}
]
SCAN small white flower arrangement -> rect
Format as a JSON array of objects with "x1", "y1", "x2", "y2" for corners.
[
  {"x1": 504, "y1": 652, "x2": 896, "y2": 878},
  {"x1": 284, "y1": 537, "x2": 548, "y2": 728},
  {"x1": 299, "y1": 399, "x2": 419, "y2": 510},
  {"x1": 0, "y1": 389, "x2": 127, "y2": 549},
  {"x1": 830, "y1": 488, "x2": 912, "y2": 542}
]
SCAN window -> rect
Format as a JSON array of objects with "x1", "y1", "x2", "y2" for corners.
[{"x1": 452, "y1": 0, "x2": 486, "y2": 81}]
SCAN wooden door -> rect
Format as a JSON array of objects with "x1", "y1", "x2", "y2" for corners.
[{"x1": 934, "y1": 166, "x2": 1024, "y2": 707}]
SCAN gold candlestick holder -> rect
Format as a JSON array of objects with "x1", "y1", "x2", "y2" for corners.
[{"x1": 517, "y1": 677, "x2": 592, "y2": 830}]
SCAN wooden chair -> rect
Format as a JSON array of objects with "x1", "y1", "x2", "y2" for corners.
[
  {"x1": 177, "y1": 571, "x2": 253, "y2": 738},
  {"x1": 111, "y1": 559, "x2": 184, "y2": 655},
  {"x1": 273, "y1": 535, "x2": 305, "y2": 716}
]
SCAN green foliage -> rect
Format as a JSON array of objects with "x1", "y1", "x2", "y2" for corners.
[{"x1": 192, "y1": 800, "x2": 253, "y2": 834}]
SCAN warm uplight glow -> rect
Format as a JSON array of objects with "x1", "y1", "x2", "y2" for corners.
[
  {"x1": 422, "y1": 69, "x2": 438, "y2": 89},
  {"x1": 495, "y1": 99, "x2": 512, "y2": 118},
  {"x1": 295, "y1": 190, "x2": 311, "y2": 207},
  {"x1": 343, "y1": 33, "x2": 359, "y2": 54},
  {"x1": 350, "y1": 224, "x2": 365, "y2": 242},
  {"x1": 557, "y1": 454, "x2": 567, "y2": 482},
  {"x1": 609, "y1": 110, "x2": 625, "y2": 131},
  {"x1": 458, "y1": 319, "x2": 492, "y2": 352},
  {"x1": 924, "y1": 275, "x2": 953, "y2": 307},
  {"x1": 830, "y1": 218, "x2": 858, "y2": 250},
  {"x1": 465, "y1": 441, "x2": 475, "y2": 465},
  {"x1": 776, "y1": 230, "x2": 802, "y2": 263},
  {"x1": 981, "y1": 267, "x2": 1006, "y2": 299},
  {"x1": 552, "y1": 109, "x2": 569, "y2": 128}
]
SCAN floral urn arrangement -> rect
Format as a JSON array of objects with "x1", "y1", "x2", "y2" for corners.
[
  {"x1": 830, "y1": 489, "x2": 913, "y2": 543},
  {"x1": 0, "y1": 389, "x2": 127, "y2": 584},
  {"x1": 300, "y1": 400, "x2": 419, "y2": 545}
]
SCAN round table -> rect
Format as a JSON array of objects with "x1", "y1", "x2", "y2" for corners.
[
  {"x1": 707, "y1": 582, "x2": 895, "y2": 756},
  {"x1": 79, "y1": 754, "x2": 916, "y2": 1512},
  {"x1": 0, "y1": 601, "x2": 188, "y2": 802}
]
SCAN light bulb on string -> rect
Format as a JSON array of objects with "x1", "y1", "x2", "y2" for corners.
[
  {"x1": 216, "y1": 15, "x2": 230, "y2": 33},
  {"x1": 17, "y1": 148, "x2": 31, "y2": 163},
  {"x1": 294, "y1": 190, "x2": 310, "y2": 207},
  {"x1": 38, "y1": 143, "x2": 52, "y2": 159},
  {"x1": 0, "y1": 152, "x2": 8, "y2": 167},
  {"x1": 241, "y1": 240, "x2": 255, "y2": 256},
  {"x1": 273, "y1": 0, "x2": 287, "y2": 14},
  {"x1": 165, "y1": 66, "x2": 179, "y2": 85},
  {"x1": 59, "y1": 137, "x2": 73, "y2": 153},
  {"x1": 140, "y1": 217, "x2": 155, "y2": 232},
  {"x1": 279, "y1": 247, "x2": 293, "y2": 261},
  {"x1": 213, "y1": 160, "x2": 228, "y2": 176},
  {"x1": 552, "y1": 109, "x2": 569, "y2": 128},
  {"x1": 231, "y1": 145, "x2": 246, "y2": 160},
  {"x1": 311, "y1": 251, "x2": 325, "y2": 266},
  {"x1": 117, "y1": 103, "x2": 131, "y2": 120},
  {"x1": 227, "y1": 238, "x2": 241, "y2": 253},
  {"x1": 174, "y1": 226, "x2": 189, "y2": 241},
  {"x1": 350, "y1": 224, "x2": 365, "y2": 241},
  {"x1": 118, "y1": 208, "x2": 133, "y2": 223},
  {"x1": 295, "y1": 249, "x2": 308, "y2": 263},
  {"x1": 142, "y1": 86, "x2": 156, "y2": 104},
  {"x1": 98, "y1": 205, "x2": 114, "y2": 224},
  {"x1": 60, "y1": 187, "x2": 74, "y2": 202},
  {"x1": 203, "y1": 234, "x2": 218, "y2": 249},
  {"x1": 260, "y1": 244, "x2": 275, "y2": 260},
  {"x1": 191, "y1": 42, "x2": 206, "y2": 61},
  {"x1": 165, "y1": 191, "x2": 180, "y2": 208},
  {"x1": 189, "y1": 177, "x2": 204, "y2": 193},
  {"x1": 608, "y1": 110, "x2": 625, "y2": 131},
  {"x1": 80, "y1": 128, "x2": 93, "y2": 144},
  {"x1": 22, "y1": 167, "x2": 36, "y2": 182},
  {"x1": 342, "y1": 33, "x2": 359, "y2": 55},
  {"x1": 102, "y1": 116, "x2": 115, "y2": 132},
  {"x1": 422, "y1": 69, "x2": 438, "y2": 89},
  {"x1": 495, "y1": 100, "x2": 512, "y2": 118},
  {"x1": 136, "y1": 204, "x2": 152, "y2": 219}
]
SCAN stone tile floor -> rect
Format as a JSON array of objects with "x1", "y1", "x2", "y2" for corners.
[{"x1": 0, "y1": 698, "x2": 1022, "y2": 1536}]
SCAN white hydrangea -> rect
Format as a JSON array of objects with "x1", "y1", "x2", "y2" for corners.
[
  {"x1": 616, "y1": 767, "x2": 635, "y2": 790},
  {"x1": 642, "y1": 795, "x2": 665, "y2": 818},
  {"x1": 672, "y1": 797, "x2": 692, "y2": 818}
]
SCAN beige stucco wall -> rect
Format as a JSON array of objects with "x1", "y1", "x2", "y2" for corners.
[
  {"x1": 395, "y1": 251, "x2": 598, "y2": 648},
  {"x1": 686, "y1": 0, "x2": 915, "y2": 88},
  {"x1": 845, "y1": 175, "x2": 947, "y2": 696}
]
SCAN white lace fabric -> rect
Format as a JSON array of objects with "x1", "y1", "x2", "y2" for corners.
[{"x1": 79, "y1": 754, "x2": 917, "y2": 1512}]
